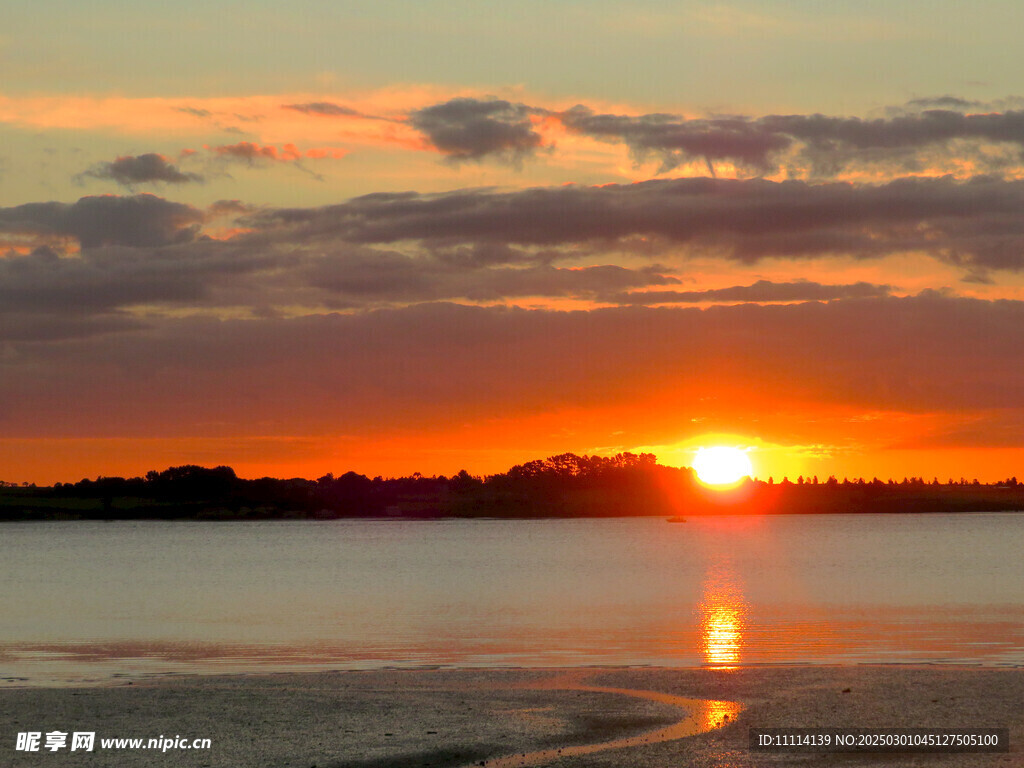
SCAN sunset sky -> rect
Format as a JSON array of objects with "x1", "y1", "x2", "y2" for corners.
[{"x1": 5, "y1": 0, "x2": 1024, "y2": 484}]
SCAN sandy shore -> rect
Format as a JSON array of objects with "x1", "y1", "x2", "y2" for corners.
[{"x1": 3, "y1": 666, "x2": 1022, "y2": 767}]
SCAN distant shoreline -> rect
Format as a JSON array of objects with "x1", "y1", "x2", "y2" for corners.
[
  {"x1": 5, "y1": 455, "x2": 1024, "y2": 521},
  {"x1": 3, "y1": 508, "x2": 1024, "y2": 522}
]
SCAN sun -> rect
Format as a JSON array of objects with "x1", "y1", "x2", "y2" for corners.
[{"x1": 692, "y1": 446, "x2": 753, "y2": 486}]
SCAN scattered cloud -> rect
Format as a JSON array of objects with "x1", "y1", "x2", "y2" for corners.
[
  {"x1": 283, "y1": 101, "x2": 361, "y2": 117},
  {"x1": 175, "y1": 106, "x2": 212, "y2": 119},
  {"x1": 902, "y1": 96, "x2": 986, "y2": 112},
  {"x1": 77, "y1": 153, "x2": 204, "y2": 188},
  {"x1": 9, "y1": 90, "x2": 1024, "y2": 182},
  {"x1": 409, "y1": 97, "x2": 546, "y2": 163},
  {"x1": 204, "y1": 141, "x2": 345, "y2": 181},
  {"x1": 210, "y1": 141, "x2": 303, "y2": 164}
]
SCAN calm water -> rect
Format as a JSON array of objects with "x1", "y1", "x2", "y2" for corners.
[{"x1": 1, "y1": 514, "x2": 1022, "y2": 684}]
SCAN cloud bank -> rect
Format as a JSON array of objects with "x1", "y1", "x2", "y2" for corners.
[
  {"x1": 245, "y1": 175, "x2": 1024, "y2": 272},
  {"x1": 5, "y1": 296, "x2": 1024, "y2": 449}
]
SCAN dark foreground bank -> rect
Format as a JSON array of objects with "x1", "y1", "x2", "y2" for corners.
[{"x1": 3, "y1": 666, "x2": 1022, "y2": 768}]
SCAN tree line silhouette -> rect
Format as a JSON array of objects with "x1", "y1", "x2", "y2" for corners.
[{"x1": 1, "y1": 453, "x2": 1022, "y2": 520}]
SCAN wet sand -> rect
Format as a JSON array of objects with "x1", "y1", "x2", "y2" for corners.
[{"x1": 3, "y1": 666, "x2": 1022, "y2": 767}]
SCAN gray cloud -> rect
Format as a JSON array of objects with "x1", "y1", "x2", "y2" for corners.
[
  {"x1": 8, "y1": 171, "x2": 1024, "y2": 347},
  {"x1": 409, "y1": 97, "x2": 545, "y2": 163},
  {"x1": 0, "y1": 194, "x2": 203, "y2": 248},
  {"x1": 305, "y1": 254, "x2": 677, "y2": 306},
  {"x1": 561, "y1": 106, "x2": 792, "y2": 174},
  {"x1": 762, "y1": 109, "x2": 1024, "y2": 152},
  {"x1": 244, "y1": 175, "x2": 1024, "y2": 272},
  {"x1": 0, "y1": 241, "x2": 676, "y2": 338},
  {"x1": 0, "y1": 192, "x2": 681, "y2": 339},
  {"x1": 890, "y1": 95, "x2": 1024, "y2": 116},
  {"x1": 554, "y1": 100, "x2": 1024, "y2": 175},
  {"x1": 903, "y1": 96, "x2": 986, "y2": 112},
  {"x1": 0, "y1": 233, "x2": 294, "y2": 343},
  {"x1": 427, "y1": 242, "x2": 555, "y2": 268},
  {"x1": 78, "y1": 153, "x2": 204, "y2": 187}
]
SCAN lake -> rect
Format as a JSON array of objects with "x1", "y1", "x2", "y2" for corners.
[{"x1": 1, "y1": 514, "x2": 1022, "y2": 685}]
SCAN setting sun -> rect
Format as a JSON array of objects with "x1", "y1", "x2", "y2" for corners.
[{"x1": 692, "y1": 447, "x2": 754, "y2": 486}]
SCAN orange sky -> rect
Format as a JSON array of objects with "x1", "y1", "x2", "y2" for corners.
[{"x1": 4, "y1": 6, "x2": 1024, "y2": 485}]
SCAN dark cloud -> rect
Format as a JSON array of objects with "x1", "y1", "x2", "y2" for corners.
[
  {"x1": 0, "y1": 243, "x2": 674, "y2": 337},
  {"x1": 610, "y1": 280, "x2": 892, "y2": 305},
  {"x1": 428, "y1": 243, "x2": 557, "y2": 268},
  {"x1": 381, "y1": 95, "x2": 1024, "y2": 174},
  {"x1": 0, "y1": 191, "x2": 679, "y2": 338},
  {"x1": 409, "y1": 97, "x2": 545, "y2": 163},
  {"x1": 283, "y1": 102, "x2": 361, "y2": 117},
  {"x1": 561, "y1": 106, "x2": 792, "y2": 174},
  {"x1": 8, "y1": 172, "x2": 1024, "y2": 347},
  {"x1": 0, "y1": 238, "x2": 284, "y2": 331},
  {"x1": 78, "y1": 153, "x2": 204, "y2": 187},
  {"x1": 0, "y1": 194, "x2": 203, "y2": 248},
  {"x1": 762, "y1": 110, "x2": 1024, "y2": 152},
  {"x1": 555, "y1": 101, "x2": 1024, "y2": 176},
  {"x1": 305, "y1": 254, "x2": 677, "y2": 306},
  {"x1": 244, "y1": 175, "x2": 1024, "y2": 272}
]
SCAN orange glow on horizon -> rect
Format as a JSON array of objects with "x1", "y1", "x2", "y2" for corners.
[{"x1": 5, "y1": 405, "x2": 1024, "y2": 487}]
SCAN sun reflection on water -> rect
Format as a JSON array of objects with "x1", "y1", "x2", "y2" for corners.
[
  {"x1": 698, "y1": 558, "x2": 748, "y2": 668},
  {"x1": 696, "y1": 697, "x2": 745, "y2": 731}
]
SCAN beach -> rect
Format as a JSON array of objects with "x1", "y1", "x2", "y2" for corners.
[{"x1": 4, "y1": 665, "x2": 1021, "y2": 767}]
